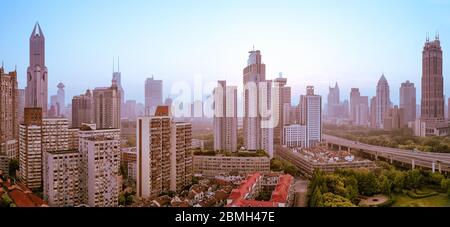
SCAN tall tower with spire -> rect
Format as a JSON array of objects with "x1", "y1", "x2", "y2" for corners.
[
  {"x1": 112, "y1": 57, "x2": 124, "y2": 117},
  {"x1": 376, "y1": 74, "x2": 391, "y2": 128},
  {"x1": 421, "y1": 33, "x2": 444, "y2": 123},
  {"x1": 25, "y1": 23, "x2": 48, "y2": 116}
]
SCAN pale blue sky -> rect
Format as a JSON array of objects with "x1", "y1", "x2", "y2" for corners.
[{"x1": 1, "y1": 0, "x2": 450, "y2": 105}]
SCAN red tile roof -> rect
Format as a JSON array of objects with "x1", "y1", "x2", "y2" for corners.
[
  {"x1": 271, "y1": 175, "x2": 293, "y2": 203},
  {"x1": 8, "y1": 189, "x2": 36, "y2": 207}
]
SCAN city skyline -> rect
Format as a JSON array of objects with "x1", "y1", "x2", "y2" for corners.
[{"x1": 1, "y1": 0, "x2": 450, "y2": 105}]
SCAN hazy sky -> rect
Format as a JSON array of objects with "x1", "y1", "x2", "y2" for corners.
[{"x1": 1, "y1": 0, "x2": 450, "y2": 105}]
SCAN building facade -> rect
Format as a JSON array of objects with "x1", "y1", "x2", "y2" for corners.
[
  {"x1": 376, "y1": 74, "x2": 391, "y2": 128},
  {"x1": 93, "y1": 82, "x2": 121, "y2": 129},
  {"x1": 300, "y1": 86, "x2": 322, "y2": 147},
  {"x1": 72, "y1": 90, "x2": 94, "y2": 128},
  {"x1": 0, "y1": 67, "x2": 18, "y2": 156},
  {"x1": 43, "y1": 149, "x2": 81, "y2": 207},
  {"x1": 144, "y1": 77, "x2": 163, "y2": 115},
  {"x1": 193, "y1": 155, "x2": 271, "y2": 178},
  {"x1": 25, "y1": 23, "x2": 48, "y2": 117},
  {"x1": 214, "y1": 81, "x2": 238, "y2": 152},
  {"x1": 400, "y1": 81, "x2": 416, "y2": 124}
]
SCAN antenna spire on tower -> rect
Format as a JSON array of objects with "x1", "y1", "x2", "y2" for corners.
[
  {"x1": 436, "y1": 30, "x2": 440, "y2": 40},
  {"x1": 113, "y1": 58, "x2": 115, "y2": 73}
]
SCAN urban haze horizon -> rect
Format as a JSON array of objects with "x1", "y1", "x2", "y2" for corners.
[{"x1": 1, "y1": 0, "x2": 450, "y2": 106}]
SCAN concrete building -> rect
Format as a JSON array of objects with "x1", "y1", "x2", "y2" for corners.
[
  {"x1": 273, "y1": 74, "x2": 291, "y2": 145},
  {"x1": 418, "y1": 35, "x2": 449, "y2": 136},
  {"x1": 18, "y1": 88, "x2": 25, "y2": 123},
  {"x1": 327, "y1": 82, "x2": 343, "y2": 119},
  {"x1": 0, "y1": 67, "x2": 18, "y2": 156},
  {"x1": 243, "y1": 49, "x2": 273, "y2": 156},
  {"x1": 19, "y1": 108, "x2": 70, "y2": 189},
  {"x1": 283, "y1": 124, "x2": 307, "y2": 148},
  {"x1": 72, "y1": 90, "x2": 94, "y2": 128},
  {"x1": 145, "y1": 76, "x2": 163, "y2": 115},
  {"x1": 384, "y1": 105, "x2": 406, "y2": 130},
  {"x1": 193, "y1": 155, "x2": 270, "y2": 178},
  {"x1": 78, "y1": 125, "x2": 121, "y2": 207},
  {"x1": 136, "y1": 112, "x2": 171, "y2": 198},
  {"x1": 137, "y1": 106, "x2": 193, "y2": 198},
  {"x1": 170, "y1": 122, "x2": 193, "y2": 192},
  {"x1": 25, "y1": 23, "x2": 48, "y2": 117},
  {"x1": 124, "y1": 100, "x2": 137, "y2": 120},
  {"x1": 376, "y1": 74, "x2": 391, "y2": 128},
  {"x1": 300, "y1": 86, "x2": 322, "y2": 148},
  {"x1": 19, "y1": 108, "x2": 44, "y2": 189},
  {"x1": 400, "y1": 81, "x2": 416, "y2": 124},
  {"x1": 214, "y1": 81, "x2": 238, "y2": 152},
  {"x1": 370, "y1": 97, "x2": 377, "y2": 128},
  {"x1": 93, "y1": 82, "x2": 121, "y2": 129},
  {"x1": 112, "y1": 60, "x2": 125, "y2": 118},
  {"x1": 43, "y1": 149, "x2": 80, "y2": 207}
]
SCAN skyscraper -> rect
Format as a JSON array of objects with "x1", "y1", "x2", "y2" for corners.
[
  {"x1": 350, "y1": 88, "x2": 361, "y2": 123},
  {"x1": 214, "y1": 81, "x2": 238, "y2": 152},
  {"x1": 243, "y1": 49, "x2": 273, "y2": 155},
  {"x1": 376, "y1": 74, "x2": 390, "y2": 128},
  {"x1": 137, "y1": 106, "x2": 193, "y2": 198},
  {"x1": 327, "y1": 82, "x2": 340, "y2": 118},
  {"x1": 400, "y1": 80, "x2": 416, "y2": 123},
  {"x1": 300, "y1": 86, "x2": 322, "y2": 147},
  {"x1": 112, "y1": 59, "x2": 125, "y2": 118},
  {"x1": 93, "y1": 81, "x2": 121, "y2": 129},
  {"x1": 136, "y1": 109, "x2": 171, "y2": 198},
  {"x1": 145, "y1": 76, "x2": 163, "y2": 115},
  {"x1": 170, "y1": 122, "x2": 193, "y2": 192},
  {"x1": 25, "y1": 23, "x2": 48, "y2": 116},
  {"x1": 78, "y1": 125, "x2": 121, "y2": 207},
  {"x1": 421, "y1": 35, "x2": 445, "y2": 123},
  {"x1": 274, "y1": 74, "x2": 291, "y2": 145},
  {"x1": 17, "y1": 88, "x2": 25, "y2": 123},
  {"x1": 57, "y1": 82, "x2": 65, "y2": 116},
  {"x1": 0, "y1": 67, "x2": 18, "y2": 152},
  {"x1": 72, "y1": 90, "x2": 95, "y2": 128},
  {"x1": 370, "y1": 97, "x2": 377, "y2": 128}
]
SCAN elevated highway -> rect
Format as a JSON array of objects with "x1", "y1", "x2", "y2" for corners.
[{"x1": 323, "y1": 134, "x2": 450, "y2": 173}]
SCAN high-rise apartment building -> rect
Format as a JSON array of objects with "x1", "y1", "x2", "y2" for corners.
[
  {"x1": 19, "y1": 108, "x2": 70, "y2": 189},
  {"x1": 136, "y1": 109, "x2": 172, "y2": 198},
  {"x1": 214, "y1": 81, "x2": 237, "y2": 152},
  {"x1": 72, "y1": 90, "x2": 94, "y2": 128},
  {"x1": 137, "y1": 106, "x2": 193, "y2": 198},
  {"x1": 300, "y1": 86, "x2": 322, "y2": 147},
  {"x1": 56, "y1": 82, "x2": 65, "y2": 116},
  {"x1": 376, "y1": 74, "x2": 390, "y2": 128},
  {"x1": 0, "y1": 67, "x2": 18, "y2": 153},
  {"x1": 43, "y1": 149, "x2": 81, "y2": 207},
  {"x1": 144, "y1": 76, "x2": 163, "y2": 115},
  {"x1": 25, "y1": 23, "x2": 48, "y2": 117},
  {"x1": 18, "y1": 88, "x2": 25, "y2": 123},
  {"x1": 78, "y1": 125, "x2": 121, "y2": 207},
  {"x1": 400, "y1": 81, "x2": 416, "y2": 124},
  {"x1": 93, "y1": 82, "x2": 121, "y2": 129},
  {"x1": 170, "y1": 122, "x2": 193, "y2": 192},
  {"x1": 274, "y1": 74, "x2": 291, "y2": 145}
]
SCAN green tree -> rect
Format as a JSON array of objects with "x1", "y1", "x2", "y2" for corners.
[
  {"x1": 8, "y1": 159, "x2": 19, "y2": 177},
  {"x1": 322, "y1": 193, "x2": 356, "y2": 207},
  {"x1": 405, "y1": 169, "x2": 422, "y2": 189}
]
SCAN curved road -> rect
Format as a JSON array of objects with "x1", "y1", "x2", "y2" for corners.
[{"x1": 323, "y1": 134, "x2": 450, "y2": 173}]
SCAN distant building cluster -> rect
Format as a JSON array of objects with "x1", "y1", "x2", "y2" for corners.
[{"x1": 324, "y1": 34, "x2": 450, "y2": 137}]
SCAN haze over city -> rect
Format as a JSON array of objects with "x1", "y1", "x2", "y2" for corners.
[{"x1": 1, "y1": 0, "x2": 450, "y2": 105}]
